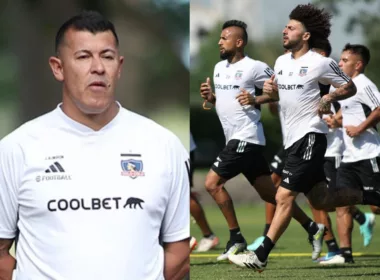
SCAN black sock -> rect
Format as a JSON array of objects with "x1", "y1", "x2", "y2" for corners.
[
  {"x1": 203, "y1": 233, "x2": 214, "y2": 238},
  {"x1": 340, "y1": 247, "x2": 353, "y2": 258},
  {"x1": 263, "y1": 224, "x2": 270, "y2": 236},
  {"x1": 302, "y1": 220, "x2": 319, "y2": 235},
  {"x1": 254, "y1": 236, "x2": 275, "y2": 262},
  {"x1": 230, "y1": 227, "x2": 244, "y2": 242},
  {"x1": 325, "y1": 239, "x2": 339, "y2": 252},
  {"x1": 351, "y1": 208, "x2": 366, "y2": 225},
  {"x1": 362, "y1": 191, "x2": 380, "y2": 206}
]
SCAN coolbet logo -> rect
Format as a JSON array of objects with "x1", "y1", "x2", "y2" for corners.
[
  {"x1": 277, "y1": 84, "x2": 304, "y2": 90},
  {"x1": 121, "y1": 159, "x2": 145, "y2": 178},
  {"x1": 47, "y1": 197, "x2": 145, "y2": 212},
  {"x1": 215, "y1": 84, "x2": 240, "y2": 90}
]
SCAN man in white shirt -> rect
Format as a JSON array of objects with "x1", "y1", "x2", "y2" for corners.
[
  {"x1": 189, "y1": 132, "x2": 219, "y2": 252},
  {"x1": 228, "y1": 4, "x2": 365, "y2": 272},
  {"x1": 200, "y1": 20, "x2": 324, "y2": 262},
  {"x1": 320, "y1": 44, "x2": 380, "y2": 265},
  {"x1": 0, "y1": 11, "x2": 190, "y2": 280}
]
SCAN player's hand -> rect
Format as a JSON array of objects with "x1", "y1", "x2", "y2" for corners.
[
  {"x1": 344, "y1": 125, "x2": 362, "y2": 138},
  {"x1": 236, "y1": 88, "x2": 255, "y2": 106},
  {"x1": 263, "y1": 75, "x2": 279, "y2": 100},
  {"x1": 323, "y1": 114, "x2": 339, "y2": 129},
  {"x1": 200, "y1": 77, "x2": 213, "y2": 102},
  {"x1": 318, "y1": 95, "x2": 333, "y2": 117}
]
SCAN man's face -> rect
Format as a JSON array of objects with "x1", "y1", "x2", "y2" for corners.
[
  {"x1": 338, "y1": 50, "x2": 360, "y2": 78},
  {"x1": 282, "y1": 20, "x2": 308, "y2": 50},
  {"x1": 50, "y1": 28, "x2": 123, "y2": 114},
  {"x1": 218, "y1": 27, "x2": 241, "y2": 60}
]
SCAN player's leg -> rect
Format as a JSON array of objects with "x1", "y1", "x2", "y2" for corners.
[
  {"x1": 370, "y1": 205, "x2": 380, "y2": 214},
  {"x1": 204, "y1": 140, "x2": 248, "y2": 260},
  {"x1": 351, "y1": 206, "x2": 375, "y2": 247}
]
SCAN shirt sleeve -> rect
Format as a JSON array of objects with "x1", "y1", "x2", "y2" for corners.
[
  {"x1": 318, "y1": 57, "x2": 351, "y2": 87},
  {"x1": 161, "y1": 135, "x2": 190, "y2": 243},
  {"x1": 357, "y1": 83, "x2": 380, "y2": 111},
  {"x1": 0, "y1": 140, "x2": 22, "y2": 239},
  {"x1": 252, "y1": 61, "x2": 274, "y2": 89}
]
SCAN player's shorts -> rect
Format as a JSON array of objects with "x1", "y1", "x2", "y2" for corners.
[
  {"x1": 336, "y1": 157, "x2": 380, "y2": 192},
  {"x1": 324, "y1": 156, "x2": 342, "y2": 189},
  {"x1": 190, "y1": 151, "x2": 194, "y2": 187},
  {"x1": 281, "y1": 132, "x2": 327, "y2": 194},
  {"x1": 270, "y1": 146, "x2": 286, "y2": 176},
  {"x1": 211, "y1": 139, "x2": 271, "y2": 185}
]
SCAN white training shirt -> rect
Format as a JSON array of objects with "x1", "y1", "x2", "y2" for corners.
[
  {"x1": 340, "y1": 73, "x2": 380, "y2": 162},
  {"x1": 324, "y1": 94, "x2": 345, "y2": 157},
  {"x1": 0, "y1": 103, "x2": 190, "y2": 280},
  {"x1": 213, "y1": 56, "x2": 274, "y2": 145},
  {"x1": 190, "y1": 132, "x2": 196, "y2": 152},
  {"x1": 274, "y1": 50, "x2": 350, "y2": 149}
]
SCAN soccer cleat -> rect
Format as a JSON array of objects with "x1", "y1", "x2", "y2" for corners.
[
  {"x1": 309, "y1": 223, "x2": 325, "y2": 261},
  {"x1": 247, "y1": 236, "x2": 265, "y2": 251},
  {"x1": 360, "y1": 213, "x2": 375, "y2": 247},
  {"x1": 190, "y1": 237, "x2": 197, "y2": 253},
  {"x1": 228, "y1": 251, "x2": 267, "y2": 272},
  {"x1": 216, "y1": 240, "x2": 247, "y2": 261},
  {"x1": 315, "y1": 251, "x2": 340, "y2": 262},
  {"x1": 319, "y1": 254, "x2": 354, "y2": 265},
  {"x1": 195, "y1": 236, "x2": 220, "y2": 252}
]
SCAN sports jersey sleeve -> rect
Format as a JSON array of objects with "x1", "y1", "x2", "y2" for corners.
[
  {"x1": 161, "y1": 136, "x2": 190, "y2": 243},
  {"x1": 318, "y1": 58, "x2": 351, "y2": 87},
  {"x1": 252, "y1": 61, "x2": 274, "y2": 89},
  {"x1": 358, "y1": 83, "x2": 380, "y2": 111},
  {"x1": 0, "y1": 140, "x2": 22, "y2": 239}
]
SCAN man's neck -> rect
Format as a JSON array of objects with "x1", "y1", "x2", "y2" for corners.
[
  {"x1": 61, "y1": 96, "x2": 119, "y2": 131},
  {"x1": 227, "y1": 52, "x2": 245, "y2": 64},
  {"x1": 291, "y1": 44, "x2": 309, "y2": 60}
]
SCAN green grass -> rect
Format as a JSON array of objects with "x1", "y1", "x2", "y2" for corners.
[{"x1": 190, "y1": 205, "x2": 380, "y2": 279}]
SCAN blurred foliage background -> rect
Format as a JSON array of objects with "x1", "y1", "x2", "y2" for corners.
[
  {"x1": 190, "y1": 0, "x2": 380, "y2": 167},
  {"x1": 0, "y1": 0, "x2": 189, "y2": 148}
]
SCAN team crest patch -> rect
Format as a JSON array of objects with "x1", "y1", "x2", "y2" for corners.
[
  {"x1": 235, "y1": 70, "x2": 243, "y2": 80},
  {"x1": 121, "y1": 159, "x2": 145, "y2": 179},
  {"x1": 299, "y1": 67, "x2": 308, "y2": 76}
]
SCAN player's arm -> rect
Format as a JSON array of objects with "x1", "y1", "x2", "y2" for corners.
[
  {"x1": 318, "y1": 59, "x2": 357, "y2": 115},
  {"x1": 162, "y1": 138, "x2": 190, "y2": 280},
  {"x1": 324, "y1": 108, "x2": 343, "y2": 128},
  {"x1": 200, "y1": 77, "x2": 216, "y2": 106},
  {"x1": 345, "y1": 84, "x2": 380, "y2": 137},
  {"x1": 0, "y1": 239, "x2": 15, "y2": 280},
  {"x1": 163, "y1": 239, "x2": 190, "y2": 280}
]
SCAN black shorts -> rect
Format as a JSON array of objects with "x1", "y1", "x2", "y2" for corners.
[
  {"x1": 211, "y1": 139, "x2": 271, "y2": 185},
  {"x1": 270, "y1": 146, "x2": 286, "y2": 176},
  {"x1": 281, "y1": 132, "x2": 327, "y2": 194},
  {"x1": 190, "y1": 151, "x2": 194, "y2": 187},
  {"x1": 324, "y1": 156, "x2": 342, "y2": 189},
  {"x1": 336, "y1": 157, "x2": 380, "y2": 192}
]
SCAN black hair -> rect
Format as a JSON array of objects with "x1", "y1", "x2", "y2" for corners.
[
  {"x1": 313, "y1": 39, "x2": 332, "y2": 57},
  {"x1": 289, "y1": 4, "x2": 332, "y2": 48},
  {"x1": 55, "y1": 10, "x2": 119, "y2": 54},
  {"x1": 222, "y1": 20, "x2": 248, "y2": 45},
  {"x1": 342, "y1": 43, "x2": 370, "y2": 67}
]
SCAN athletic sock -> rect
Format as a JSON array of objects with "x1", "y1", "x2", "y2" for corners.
[
  {"x1": 263, "y1": 223, "x2": 270, "y2": 236},
  {"x1": 302, "y1": 220, "x2": 319, "y2": 235},
  {"x1": 229, "y1": 227, "x2": 244, "y2": 243},
  {"x1": 254, "y1": 236, "x2": 275, "y2": 262},
  {"x1": 325, "y1": 238, "x2": 339, "y2": 252},
  {"x1": 351, "y1": 208, "x2": 366, "y2": 225}
]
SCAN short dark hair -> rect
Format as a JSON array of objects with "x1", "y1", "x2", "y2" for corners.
[
  {"x1": 342, "y1": 43, "x2": 370, "y2": 67},
  {"x1": 313, "y1": 39, "x2": 332, "y2": 57},
  {"x1": 222, "y1": 20, "x2": 248, "y2": 45},
  {"x1": 289, "y1": 4, "x2": 332, "y2": 48},
  {"x1": 55, "y1": 10, "x2": 119, "y2": 54}
]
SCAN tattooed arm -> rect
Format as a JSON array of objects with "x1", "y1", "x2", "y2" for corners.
[{"x1": 0, "y1": 239, "x2": 15, "y2": 280}]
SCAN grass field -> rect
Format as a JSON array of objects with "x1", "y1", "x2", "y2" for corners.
[{"x1": 190, "y1": 204, "x2": 380, "y2": 279}]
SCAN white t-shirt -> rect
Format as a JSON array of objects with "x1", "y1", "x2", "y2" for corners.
[
  {"x1": 340, "y1": 73, "x2": 380, "y2": 162},
  {"x1": 0, "y1": 104, "x2": 190, "y2": 280},
  {"x1": 325, "y1": 98, "x2": 345, "y2": 157},
  {"x1": 213, "y1": 56, "x2": 274, "y2": 145},
  {"x1": 190, "y1": 132, "x2": 196, "y2": 152},
  {"x1": 274, "y1": 50, "x2": 350, "y2": 149}
]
